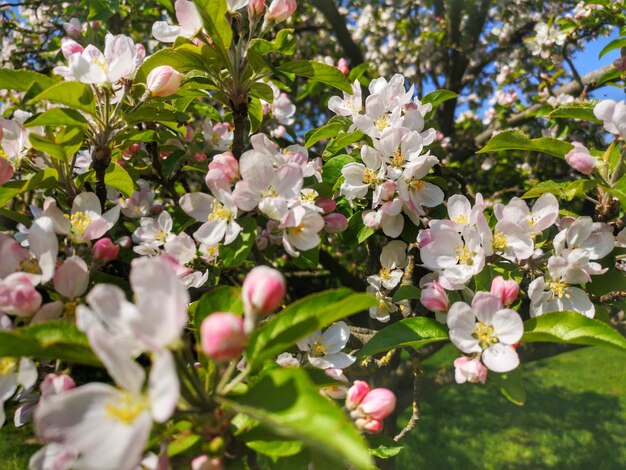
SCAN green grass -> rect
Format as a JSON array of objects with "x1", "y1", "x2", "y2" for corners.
[
  {"x1": 1, "y1": 347, "x2": 624, "y2": 469},
  {"x1": 398, "y1": 346, "x2": 626, "y2": 470}
]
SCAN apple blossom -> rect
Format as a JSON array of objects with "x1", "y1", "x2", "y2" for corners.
[
  {"x1": 323, "y1": 213, "x2": 348, "y2": 233},
  {"x1": 0, "y1": 159, "x2": 10, "y2": 186},
  {"x1": 346, "y1": 381, "x2": 396, "y2": 433},
  {"x1": 454, "y1": 356, "x2": 488, "y2": 384},
  {"x1": 279, "y1": 206, "x2": 325, "y2": 256},
  {"x1": 92, "y1": 237, "x2": 120, "y2": 263},
  {"x1": 180, "y1": 192, "x2": 242, "y2": 247},
  {"x1": 248, "y1": 0, "x2": 265, "y2": 17},
  {"x1": 593, "y1": 100, "x2": 626, "y2": 139},
  {"x1": 0, "y1": 357, "x2": 37, "y2": 427},
  {"x1": 490, "y1": 276, "x2": 519, "y2": 306},
  {"x1": 420, "y1": 280, "x2": 450, "y2": 312},
  {"x1": 565, "y1": 142, "x2": 596, "y2": 175},
  {"x1": 0, "y1": 273, "x2": 42, "y2": 317},
  {"x1": 152, "y1": 0, "x2": 203, "y2": 43},
  {"x1": 267, "y1": 0, "x2": 297, "y2": 22},
  {"x1": 297, "y1": 321, "x2": 356, "y2": 369}
]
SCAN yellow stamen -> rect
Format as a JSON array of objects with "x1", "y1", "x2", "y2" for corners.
[
  {"x1": 379, "y1": 267, "x2": 392, "y2": 282},
  {"x1": 492, "y1": 230, "x2": 508, "y2": 251},
  {"x1": 548, "y1": 280, "x2": 569, "y2": 299},
  {"x1": 0, "y1": 358, "x2": 17, "y2": 376},
  {"x1": 391, "y1": 149, "x2": 405, "y2": 167},
  {"x1": 105, "y1": 392, "x2": 148, "y2": 425},
  {"x1": 473, "y1": 322, "x2": 498, "y2": 349},
  {"x1": 18, "y1": 258, "x2": 41, "y2": 275},
  {"x1": 455, "y1": 245, "x2": 474, "y2": 265},
  {"x1": 374, "y1": 115, "x2": 389, "y2": 131},
  {"x1": 408, "y1": 179, "x2": 426, "y2": 191},
  {"x1": 208, "y1": 204, "x2": 232, "y2": 221},
  {"x1": 310, "y1": 340, "x2": 326, "y2": 357},
  {"x1": 66, "y1": 211, "x2": 93, "y2": 239},
  {"x1": 452, "y1": 215, "x2": 468, "y2": 225}
]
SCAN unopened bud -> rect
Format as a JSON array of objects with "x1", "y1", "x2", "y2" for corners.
[
  {"x1": 490, "y1": 276, "x2": 519, "y2": 306},
  {"x1": 200, "y1": 312, "x2": 246, "y2": 361},
  {"x1": 146, "y1": 66, "x2": 183, "y2": 97},
  {"x1": 420, "y1": 280, "x2": 449, "y2": 312},
  {"x1": 267, "y1": 0, "x2": 297, "y2": 22},
  {"x1": 92, "y1": 238, "x2": 120, "y2": 263},
  {"x1": 242, "y1": 266, "x2": 286, "y2": 316},
  {"x1": 323, "y1": 213, "x2": 348, "y2": 234}
]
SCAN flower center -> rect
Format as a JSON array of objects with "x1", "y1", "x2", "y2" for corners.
[
  {"x1": 310, "y1": 340, "x2": 326, "y2": 357},
  {"x1": 0, "y1": 358, "x2": 16, "y2": 376},
  {"x1": 473, "y1": 322, "x2": 498, "y2": 349},
  {"x1": 548, "y1": 280, "x2": 569, "y2": 299},
  {"x1": 452, "y1": 215, "x2": 468, "y2": 225},
  {"x1": 66, "y1": 211, "x2": 93, "y2": 237},
  {"x1": 374, "y1": 115, "x2": 389, "y2": 131},
  {"x1": 363, "y1": 168, "x2": 380, "y2": 186},
  {"x1": 408, "y1": 179, "x2": 426, "y2": 191},
  {"x1": 64, "y1": 301, "x2": 78, "y2": 319},
  {"x1": 105, "y1": 392, "x2": 148, "y2": 425},
  {"x1": 391, "y1": 149, "x2": 405, "y2": 167},
  {"x1": 208, "y1": 204, "x2": 232, "y2": 221},
  {"x1": 379, "y1": 267, "x2": 392, "y2": 281},
  {"x1": 492, "y1": 230, "x2": 508, "y2": 251},
  {"x1": 300, "y1": 192, "x2": 317, "y2": 205},
  {"x1": 18, "y1": 258, "x2": 41, "y2": 274},
  {"x1": 455, "y1": 245, "x2": 474, "y2": 265}
]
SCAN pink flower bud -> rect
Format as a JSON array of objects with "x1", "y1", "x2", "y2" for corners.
[
  {"x1": 355, "y1": 417, "x2": 383, "y2": 433},
  {"x1": 192, "y1": 455, "x2": 223, "y2": 470},
  {"x1": 345, "y1": 380, "x2": 371, "y2": 410},
  {"x1": 416, "y1": 229, "x2": 432, "y2": 248},
  {"x1": 323, "y1": 213, "x2": 348, "y2": 234},
  {"x1": 208, "y1": 152, "x2": 239, "y2": 183},
  {"x1": 0, "y1": 159, "x2": 14, "y2": 186},
  {"x1": 564, "y1": 142, "x2": 595, "y2": 175},
  {"x1": 115, "y1": 236, "x2": 133, "y2": 249},
  {"x1": 182, "y1": 124, "x2": 195, "y2": 142},
  {"x1": 420, "y1": 280, "x2": 449, "y2": 312},
  {"x1": 316, "y1": 198, "x2": 336, "y2": 214},
  {"x1": 453, "y1": 356, "x2": 487, "y2": 384},
  {"x1": 41, "y1": 373, "x2": 76, "y2": 399},
  {"x1": 337, "y1": 58, "x2": 349, "y2": 75},
  {"x1": 200, "y1": 312, "x2": 246, "y2": 362},
  {"x1": 490, "y1": 276, "x2": 519, "y2": 306},
  {"x1": 146, "y1": 66, "x2": 183, "y2": 97},
  {"x1": 92, "y1": 238, "x2": 120, "y2": 263},
  {"x1": 267, "y1": 0, "x2": 297, "y2": 22},
  {"x1": 358, "y1": 388, "x2": 396, "y2": 420},
  {"x1": 60, "y1": 38, "x2": 84, "y2": 59},
  {"x1": 0, "y1": 273, "x2": 42, "y2": 317},
  {"x1": 248, "y1": 0, "x2": 265, "y2": 16},
  {"x1": 194, "y1": 152, "x2": 207, "y2": 162},
  {"x1": 379, "y1": 180, "x2": 396, "y2": 201},
  {"x1": 63, "y1": 18, "x2": 82, "y2": 38},
  {"x1": 242, "y1": 266, "x2": 286, "y2": 316}
]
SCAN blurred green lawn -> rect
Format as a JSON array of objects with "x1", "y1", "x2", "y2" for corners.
[
  {"x1": 1, "y1": 346, "x2": 624, "y2": 469},
  {"x1": 399, "y1": 346, "x2": 626, "y2": 470}
]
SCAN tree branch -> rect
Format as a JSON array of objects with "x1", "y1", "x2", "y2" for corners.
[{"x1": 310, "y1": 0, "x2": 364, "y2": 65}]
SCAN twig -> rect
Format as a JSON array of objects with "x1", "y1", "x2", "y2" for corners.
[{"x1": 394, "y1": 359, "x2": 421, "y2": 442}]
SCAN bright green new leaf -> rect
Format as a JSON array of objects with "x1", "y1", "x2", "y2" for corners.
[
  {"x1": 220, "y1": 218, "x2": 257, "y2": 268},
  {"x1": 391, "y1": 285, "x2": 421, "y2": 302},
  {"x1": 548, "y1": 100, "x2": 601, "y2": 123},
  {"x1": 322, "y1": 154, "x2": 353, "y2": 185},
  {"x1": 489, "y1": 368, "x2": 526, "y2": 406},
  {"x1": 249, "y1": 29, "x2": 296, "y2": 56},
  {"x1": 599, "y1": 37, "x2": 626, "y2": 58},
  {"x1": 422, "y1": 89, "x2": 458, "y2": 108},
  {"x1": 88, "y1": 0, "x2": 120, "y2": 20},
  {"x1": 105, "y1": 163, "x2": 134, "y2": 197},
  {"x1": 280, "y1": 61, "x2": 352, "y2": 93},
  {"x1": 522, "y1": 312, "x2": 626, "y2": 351},
  {"x1": 219, "y1": 367, "x2": 374, "y2": 470},
  {"x1": 477, "y1": 130, "x2": 573, "y2": 158},
  {"x1": 24, "y1": 108, "x2": 89, "y2": 128},
  {"x1": 358, "y1": 317, "x2": 449, "y2": 357},
  {"x1": 305, "y1": 122, "x2": 348, "y2": 148},
  {"x1": 246, "y1": 289, "x2": 376, "y2": 369},
  {"x1": 31, "y1": 81, "x2": 96, "y2": 115},
  {"x1": 339, "y1": 211, "x2": 374, "y2": 246},
  {"x1": 193, "y1": 0, "x2": 232, "y2": 51},
  {"x1": 0, "y1": 68, "x2": 55, "y2": 93}
]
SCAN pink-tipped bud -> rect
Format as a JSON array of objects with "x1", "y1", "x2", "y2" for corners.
[
  {"x1": 192, "y1": 455, "x2": 224, "y2": 470},
  {"x1": 420, "y1": 280, "x2": 449, "y2": 312},
  {"x1": 60, "y1": 38, "x2": 84, "y2": 59},
  {"x1": 416, "y1": 229, "x2": 432, "y2": 248},
  {"x1": 0, "y1": 273, "x2": 42, "y2": 317},
  {"x1": 316, "y1": 198, "x2": 336, "y2": 214},
  {"x1": 355, "y1": 417, "x2": 383, "y2": 433},
  {"x1": 564, "y1": 142, "x2": 596, "y2": 175},
  {"x1": 146, "y1": 65, "x2": 183, "y2": 97},
  {"x1": 0, "y1": 158, "x2": 14, "y2": 186},
  {"x1": 242, "y1": 266, "x2": 286, "y2": 316},
  {"x1": 345, "y1": 380, "x2": 371, "y2": 410},
  {"x1": 267, "y1": 0, "x2": 297, "y2": 22},
  {"x1": 92, "y1": 238, "x2": 120, "y2": 263},
  {"x1": 41, "y1": 374, "x2": 76, "y2": 399},
  {"x1": 63, "y1": 18, "x2": 82, "y2": 38},
  {"x1": 323, "y1": 213, "x2": 348, "y2": 234},
  {"x1": 490, "y1": 276, "x2": 519, "y2": 306},
  {"x1": 194, "y1": 152, "x2": 208, "y2": 162},
  {"x1": 200, "y1": 312, "x2": 246, "y2": 362},
  {"x1": 358, "y1": 388, "x2": 396, "y2": 420},
  {"x1": 337, "y1": 58, "x2": 349, "y2": 75},
  {"x1": 116, "y1": 236, "x2": 133, "y2": 249},
  {"x1": 453, "y1": 356, "x2": 487, "y2": 384},
  {"x1": 208, "y1": 152, "x2": 239, "y2": 183},
  {"x1": 248, "y1": 0, "x2": 265, "y2": 17}
]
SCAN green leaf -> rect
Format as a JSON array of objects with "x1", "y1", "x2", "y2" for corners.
[
  {"x1": 220, "y1": 218, "x2": 256, "y2": 268},
  {"x1": 292, "y1": 247, "x2": 319, "y2": 269},
  {"x1": 422, "y1": 89, "x2": 458, "y2": 108},
  {"x1": 339, "y1": 211, "x2": 373, "y2": 246},
  {"x1": 477, "y1": 130, "x2": 573, "y2": 158},
  {"x1": 358, "y1": 317, "x2": 449, "y2": 357},
  {"x1": 31, "y1": 81, "x2": 96, "y2": 116},
  {"x1": 191, "y1": 286, "x2": 244, "y2": 326},
  {"x1": 599, "y1": 37, "x2": 626, "y2": 58},
  {"x1": 322, "y1": 154, "x2": 353, "y2": 185},
  {"x1": 193, "y1": 0, "x2": 232, "y2": 51},
  {"x1": 30, "y1": 128, "x2": 83, "y2": 161},
  {"x1": 21, "y1": 168, "x2": 59, "y2": 192},
  {"x1": 323, "y1": 130, "x2": 364, "y2": 159},
  {"x1": 0, "y1": 321, "x2": 100, "y2": 367},
  {"x1": 367, "y1": 435, "x2": 404, "y2": 459},
  {"x1": 249, "y1": 29, "x2": 296, "y2": 56},
  {"x1": 248, "y1": 82, "x2": 274, "y2": 103},
  {"x1": 305, "y1": 122, "x2": 347, "y2": 148},
  {"x1": 24, "y1": 108, "x2": 89, "y2": 128},
  {"x1": 88, "y1": 0, "x2": 120, "y2": 20},
  {"x1": 548, "y1": 100, "x2": 601, "y2": 123},
  {"x1": 219, "y1": 368, "x2": 374, "y2": 470},
  {"x1": 522, "y1": 312, "x2": 626, "y2": 351},
  {"x1": 522, "y1": 179, "x2": 597, "y2": 201},
  {"x1": 391, "y1": 285, "x2": 421, "y2": 302},
  {"x1": 280, "y1": 61, "x2": 352, "y2": 93},
  {"x1": 245, "y1": 440, "x2": 303, "y2": 458},
  {"x1": 246, "y1": 289, "x2": 376, "y2": 369},
  {"x1": 248, "y1": 98, "x2": 263, "y2": 133},
  {"x1": 489, "y1": 368, "x2": 526, "y2": 406},
  {"x1": 0, "y1": 68, "x2": 55, "y2": 93},
  {"x1": 135, "y1": 45, "x2": 210, "y2": 83},
  {"x1": 105, "y1": 163, "x2": 134, "y2": 196}
]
